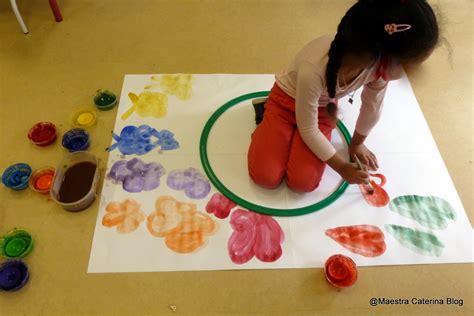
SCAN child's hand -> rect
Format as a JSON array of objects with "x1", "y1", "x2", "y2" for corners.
[
  {"x1": 339, "y1": 162, "x2": 369, "y2": 184},
  {"x1": 349, "y1": 144, "x2": 379, "y2": 171}
]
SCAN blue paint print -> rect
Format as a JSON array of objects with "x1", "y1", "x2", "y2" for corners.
[
  {"x1": 167, "y1": 168, "x2": 211, "y2": 199},
  {"x1": 106, "y1": 125, "x2": 179, "y2": 155},
  {"x1": 108, "y1": 158, "x2": 166, "y2": 193}
]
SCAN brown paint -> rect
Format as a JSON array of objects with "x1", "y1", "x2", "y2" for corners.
[{"x1": 58, "y1": 162, "x2": 96, "y2": 203}]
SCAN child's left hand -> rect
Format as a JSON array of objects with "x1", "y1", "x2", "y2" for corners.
[{"x1": 349, "y1": 144, "x2": 379, "y2": 171}]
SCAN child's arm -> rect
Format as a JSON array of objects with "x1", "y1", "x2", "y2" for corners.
[
  {"x1": 355, "y1": 77, "x2": 388, "y2": 136},
  {"x1": 295, "y1": 63, "x2": 336, "y2": 161},
  {"x1": 295, "y1": 63, "x2": 369, "y2": 184},
  {"x1": 349, "y1": 77, "x2": 389, "y2": 170}
]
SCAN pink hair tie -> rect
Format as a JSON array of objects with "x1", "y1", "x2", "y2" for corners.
[
  {"x1": 328, "y1": 98, "x2": 337, "y2": 104},
  {"x1": 384, "y1": 23, "x2": 412, "y2": 35}
]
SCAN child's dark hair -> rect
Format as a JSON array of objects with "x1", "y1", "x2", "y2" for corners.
[{"x1": 325, "y1": 0, "x2": 439, "y2": 119}]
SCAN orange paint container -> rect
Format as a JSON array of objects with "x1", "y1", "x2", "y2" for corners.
[{"x1": 28, "y1": 167, "x2": 55, "y2": 194}]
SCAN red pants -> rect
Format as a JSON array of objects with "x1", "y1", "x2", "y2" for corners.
[{"x1": 247, "y1": 83, "x2": 336, "y2": 193}]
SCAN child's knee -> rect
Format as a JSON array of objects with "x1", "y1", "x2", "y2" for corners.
[
  {"x1": 249, "y1": 170, "x2": 283, "y2": 189},
  {"x1": 249, "y1": 165, "x2": 284, "y2": 189},
  {"x1": 286, "y1": 174, "x2": 322, "y2": 193}
]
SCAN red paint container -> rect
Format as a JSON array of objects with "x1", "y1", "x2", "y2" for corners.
[
  {"x1": 28, "y1": 122, "x2": 57, "y2": 147},
  {"x1": 28, "y1": 167, "x2": 55, "y2": 194},
  {"x1": 324, "y1": 254, "x2": 358, "y2": 289}
]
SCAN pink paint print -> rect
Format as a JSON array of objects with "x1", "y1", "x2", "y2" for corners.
[
  {"x1": 359, "y1": 173, "x2": 390, "y2": 207},
  {"x1": 325, "y1": 225, "x2": 386, "y2": 257},
  {"x1": 228, "y1": 209, "x2": 284, "y2": 264},
  {"x1": 206, "y1": 193, "x2": 237, "y2": 219}
]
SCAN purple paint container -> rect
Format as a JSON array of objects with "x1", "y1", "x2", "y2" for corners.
[{"x1": 0, "y1": 260, "x2": 30, "y2": 291}]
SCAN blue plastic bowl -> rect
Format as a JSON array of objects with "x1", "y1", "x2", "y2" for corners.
[
  {"x1": 62, "y1": 128, "x2": 90, "y2": 152},
  {"x1": 1, "y1": 163, "x2": 32, "y2": 190},
  {"x1": 0, "y1": 260, "x2": 30, "y2": 291}
]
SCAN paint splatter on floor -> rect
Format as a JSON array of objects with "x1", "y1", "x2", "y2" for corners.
[
  {"x1": 385, "y1": 224, "x2": 444, "y2": 257},
  {"x1": 102, "y1": 199, "x2": 145, "y2": 233},
  {"x1": 107, "y1": 125, "x2": 179, "y2": 155},
  {"x1": 108, "y1": 158, "x2": 166, "y2": 193},
  {"x1": 206, "y1": 193, "x2": 237, "y2": 219},
  {"x1": 147, "y1": 196, "x2": 217, "y2": 253},
  {"x1": 359, "y1": 173, "x2": 390, "y2": 207},
  {"x1": 121, "y1": 91, "x2": 168, "y2": 120},
  {"x1": 145, "y1": 74, "x2": 193, "y2": 100},
  {"x1": 325, "y1": 225, "x2": 386, "y2": 257},
  {"x1": 228, "y1": 209, "x2": 284, "y2": 264},
  {"x1": 389, "y1": 195, "x2": 456, "y2": 230},
  {"x1": 167, "y1": 168, "x2": 211, "y2": 199}
]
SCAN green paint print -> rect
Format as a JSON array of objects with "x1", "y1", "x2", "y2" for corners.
[
  {"x1": 389, "y1": 195, "x2": 456, "y2": 230},
  {"x1": 385, "y1": 224, "x2": 444, "y2": 257}
]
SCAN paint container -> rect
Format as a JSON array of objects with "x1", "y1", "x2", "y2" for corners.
[
  {"x1": 324, "y1": 254, "x2": 358, "y2": 289},
  {"x1": 72, "y1": 109, "x2": 97, "y2": 128},
  {"x1": 1, "y1": 163, "x2": 32, "y2": 190},
  {"x1": 28, "y1": 167, "x2": 55, "y2": 194},
  {"x1": 62, "y1": 128, "x2": 90, "y2": 152},
  {"x1": 50, "y1": 151, "x2": 99, "y2": 212},
  {"x1": 0, "y1": 260, "x2": 29, "y2": 291},
  {"x1": 0, "y1": 229, "x2": 34, "y2": 258},
  {"x1": 27, "y1": 121, "x2": 57, "y2": 146},
  {"x1": 94, "y1": 89, "x2": 117, "y2": 111}
]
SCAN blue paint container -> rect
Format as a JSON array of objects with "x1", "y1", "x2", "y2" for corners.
[
  {"x1": 62, "y1": 128, "x2": 90, "y2": 152},
  {"x1": 1, "y1": 163, "x2": 32, "y2": 190},
  {"x1": 0, "y1": 260, "x2": 30, "y2": 291}
]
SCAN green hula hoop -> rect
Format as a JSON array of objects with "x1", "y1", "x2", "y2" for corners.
[{"x1": 199, "y1": 91, "x2": 352, "y2": 217}]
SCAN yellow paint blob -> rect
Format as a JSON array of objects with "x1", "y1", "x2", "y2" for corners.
[
  {"x1": 144, "y1": 74, "x2": 194, "y2": 101},
  {"x1": 121, "y1": 91, "x2": 168, "y2": 120},
  {"x1": 160, "y1": 74, "x2": 193, "y2": 100}
]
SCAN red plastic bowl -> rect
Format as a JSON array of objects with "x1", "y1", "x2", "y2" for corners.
[
  {"x1": 324, "y1": 254, "x2": 358, "y2": 289},
  {"x1": 28, "y1": 122, "x2": 57, "y2": 146}
]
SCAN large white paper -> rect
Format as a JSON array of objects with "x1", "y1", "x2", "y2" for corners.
[{"x1": 88, "y1": 74, "x2": 473, "y2": 273}]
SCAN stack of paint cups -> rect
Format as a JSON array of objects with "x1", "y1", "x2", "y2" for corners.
[{"x1": 0, "y1": 229, "x2": 34, "y2": 291}]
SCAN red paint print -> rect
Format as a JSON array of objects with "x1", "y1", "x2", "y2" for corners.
[
  {"x1": 359, "y1": 173, "x2": 390, "y2": 207},
  {"x1": 228, "y1": 209, "x2": 284, "y2": 264},
  {"x1": 206, "y1": 193, "x2": 237, "y2": 219},
  {"x1": 325, "y1": 225, "x2": 386, "y2": 257}
]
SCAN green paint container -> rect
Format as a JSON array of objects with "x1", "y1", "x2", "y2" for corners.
[
  {"x1": 0, "y1": 229, "x2": 34, "y2": 258},
  {"x1": 94, "y1": 89, "x2": 117, "y2": 111}
]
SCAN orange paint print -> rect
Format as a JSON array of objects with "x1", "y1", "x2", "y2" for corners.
[
  {"x1": 147, "y1": 196, "x2": 217, "y2": 253},
  {"x1": 102, "y1": 199, "x2": 145, "y2": 234},
  {"x1": 325, "y1": 225, "x2": 386, "y2": 257},
  {"x1": 359, "y1": 173, "x2": 390, "y2": 207}
]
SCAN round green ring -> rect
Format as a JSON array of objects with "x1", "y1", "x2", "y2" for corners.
[{"x1": 199, "y1": 91, "x2": 352, "y2": 217}]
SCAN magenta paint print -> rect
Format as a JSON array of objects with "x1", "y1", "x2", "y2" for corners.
[{"x1": 227, "y1": 209, "x2": 285, "y2": 264}]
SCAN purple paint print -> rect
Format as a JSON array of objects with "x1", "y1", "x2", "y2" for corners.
[
  {"x1": 106, "y1": 125, "x2": 179, "y2": 155},
  {"x1": 108, "y1": 158, "x2": 166, "y2": 193},
  {"x1": 167, "y1": 167, "x2": 211, "y2": 199}
]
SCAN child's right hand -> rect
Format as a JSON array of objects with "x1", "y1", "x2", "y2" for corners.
[{"x1": 339, "y1": 162, "x2": 369, "y2": 184}]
